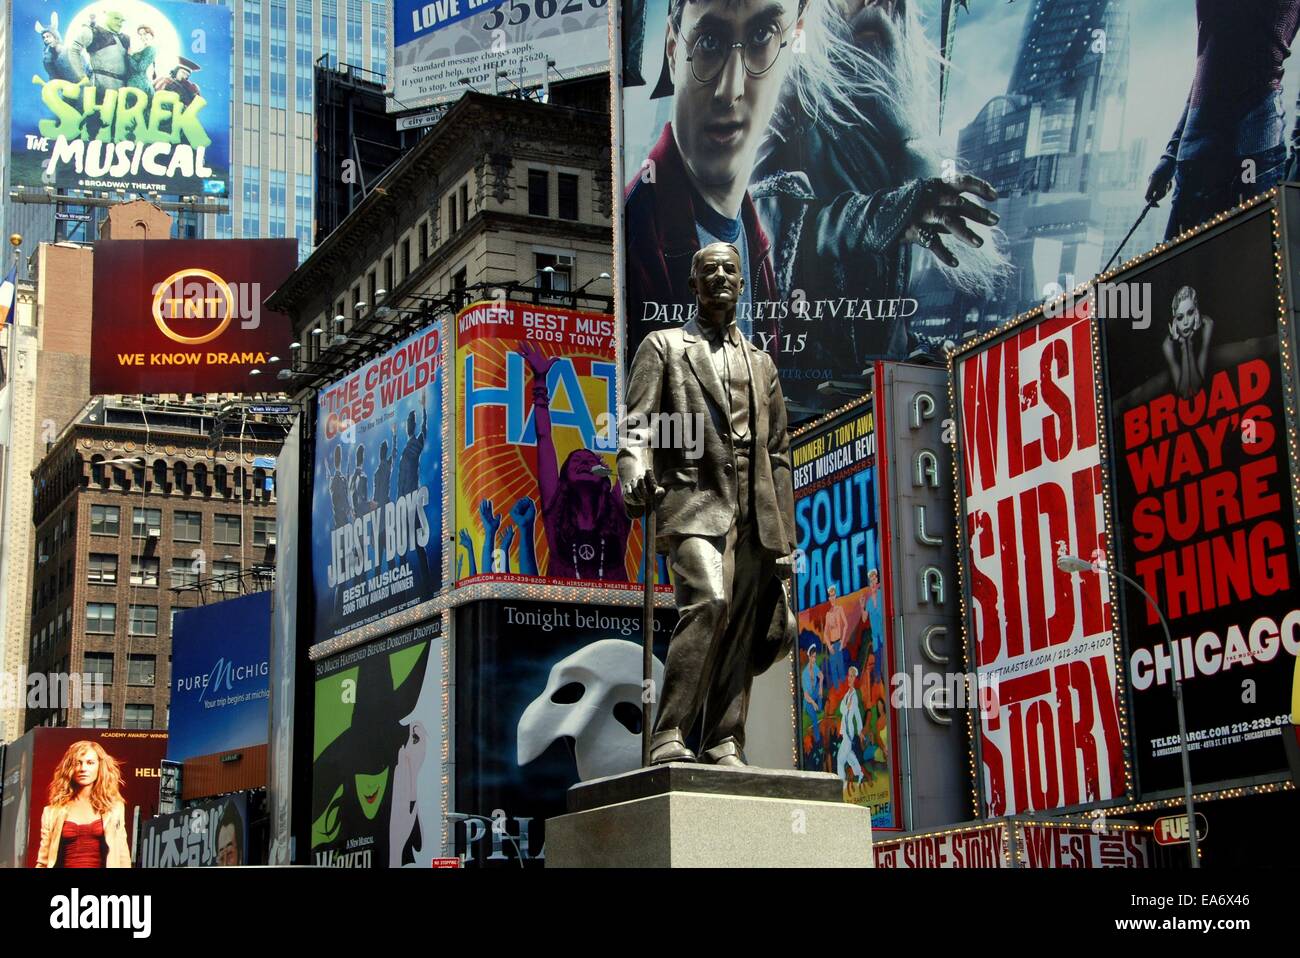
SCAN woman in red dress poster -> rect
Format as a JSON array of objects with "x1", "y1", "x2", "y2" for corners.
[{"x1": 34, "y1": 741, "x2": 131, "y2": 868}]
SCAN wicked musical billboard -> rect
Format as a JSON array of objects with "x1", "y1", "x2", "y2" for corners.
[
  {"x1": 90, "y1": 238, "x2": 297, "y2": 394},
  {"x1": 791, "y1": 402, "x2": 899, "y2": 828},
  {"x1": 1101, "y1": 208, "x2": 1300, "y2": 796},
  {"x1": 618, "y1": 0, "x2": 1300, "y2": 417},
  {"x1": 9, "y1": 0, "x2": 231, "y2": 195},
  {"x1": 313, "y1": 322, "x2": 445, "y2": 644},
  {"x1": 953, "y1": 308, "x2": 1127, "y2": 817},
  {"x1": 311, "y1": 621, "x2": 446, "y2": 868},
  {"x1": 454, "y1": 300, "x2": 661, "y2": 592}
]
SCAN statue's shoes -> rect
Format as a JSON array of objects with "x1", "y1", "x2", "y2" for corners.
[
  {"x1": 701, "y1": 739, "x2": 747, "y2": 767},
  {"x1": 649, "y1": 729, "x2": 696, "y2": 765}
]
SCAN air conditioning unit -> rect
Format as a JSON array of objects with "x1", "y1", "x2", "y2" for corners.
[
  {"x1": 38, "y1": 554, "x2": 49, "y2": 565},
  {"x1": 148, "y1": 527, "x2": 161, "y2": 538},
  {"x1": 267, "y1": 532, "x2": 277, "y2": 548}
]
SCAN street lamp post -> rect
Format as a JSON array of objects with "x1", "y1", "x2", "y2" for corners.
[{"x1": 1057, "y1": 554, "x2": 1199, "y2": 868}]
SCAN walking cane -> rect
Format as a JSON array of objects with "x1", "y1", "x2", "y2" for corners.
[{"x1": 641, "y1": 469, "x2": 657, "y2": 768}]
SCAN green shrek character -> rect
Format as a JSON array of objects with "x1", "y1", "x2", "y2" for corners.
[
  {"x1": 311, "y1": 641, "x2": 430, "y2": 867},
  {"x1": 68, "y1": 10, "x2": 131, "y2": 90}
]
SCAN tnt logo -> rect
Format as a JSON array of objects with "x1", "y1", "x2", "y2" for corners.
[{"x1": 151, "y1": 268, "x2": 261, "y2": 344}]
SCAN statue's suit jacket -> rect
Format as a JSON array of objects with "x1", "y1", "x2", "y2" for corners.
[{"x1": 618, "y1": 318, "x2": 795, "y2": 556}]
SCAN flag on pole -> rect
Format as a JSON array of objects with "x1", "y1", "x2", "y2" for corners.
[
  {"x1": 0, "y1": 265, "x2": 15, "y2": 326},
  {"x1": 0, "y1": 264, "x2": 15, "y2": 390}
]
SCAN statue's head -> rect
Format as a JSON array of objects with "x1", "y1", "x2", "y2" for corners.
[{"x1": 688, "y1": 242, "x2": 743, "y2": 322}]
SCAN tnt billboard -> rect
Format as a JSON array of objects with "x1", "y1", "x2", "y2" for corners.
[{"x1": 90, "y1": 239, "x2": 297, "y2": 394}]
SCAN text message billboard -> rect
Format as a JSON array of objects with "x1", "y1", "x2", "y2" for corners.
[
  {"x1": 792, "y1": 403, "x2": 898, "y2": 828},
  {"x1": 392, "y1": 0, "x2": 610, "y2": 110},
  {"x1": 955, "y1": 311, "x2": 1126, "y2": 815},
  {"x1": 454, "y1": 300, "x2": 656, "y2": 592},
  {"x1": 1102, "y1": 209, "x2": 1300, "y2": 795},
  {"x1": 10, "y1": 0, "x2": 231, "y2": 195},
  {"x1": 90, "y1": 239, "x2": 296, "y2": 394},
  {"x1": 313, "y1": 323, "x2": 445, "y2": 644}
]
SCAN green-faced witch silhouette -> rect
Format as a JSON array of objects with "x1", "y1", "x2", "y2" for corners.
[{"x1": 312, "y1": 640, "x2": 430, "y2": 866}]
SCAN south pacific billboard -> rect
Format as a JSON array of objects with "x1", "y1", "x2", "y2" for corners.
[
  {"x1": 313, "y1": 322, "x2": 445, "y2": 645},
  {"x1": 954, "y1": 309, "x2": 1126, "y2": 817},
  {"x1": 90, "y1": 238, "x2": 297, "y2": 394},
  {"x1": 391, "y1": 0, "x2": 610, "y2": 110},
  {"x1": 311, "y1": 621, "x2": 445, "y2": 868},
  {"x1": 1101, "y1": 209, "x2": 1300, "y2": 797},
  {"x1": 10, "y1": 0, "x2": 231, "y2": 195},
  {"x1": 454, "y1": 299, "x2": 659, "y2": 592},
  {"x1": 792, "y1": 403, "x2": 899, "y2": 828},
  {"x1": 618, "y1": 0, "x2": 1300, "y2": 418}
]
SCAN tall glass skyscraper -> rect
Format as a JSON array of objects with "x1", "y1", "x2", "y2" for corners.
[{"x1": 1, "y1": 0, "x2": 389, "y2": 262}]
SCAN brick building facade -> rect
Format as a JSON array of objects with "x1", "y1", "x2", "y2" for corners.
[{"x1": 26, "y1": 398, "x2": 285, "y2": 730}]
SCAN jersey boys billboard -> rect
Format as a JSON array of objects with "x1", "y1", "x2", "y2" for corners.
[
  {"x1": 1102, "y1": 210, "x2": 1300, "y2": 795},
  {"x1": 313, "y1": 323, "x2": 445, "y2": 644},
  {"x1": 955, "y1": 311, "x2": 1125, "y2": 816},
  {"x1": 454, "y1": 300, "x2": 653, "y2": 591},
  {"x1": 90, "y1": 239, "x2": 297, "y2": 394},
  {"x1": 618, "y1": 0, "x2": 1300, "y2": 417},
  {"x1": 10, "y1": 0, "x2": 231, "y2": 195},
  {"x1": 391, "y1": 0, "x2": 609, "y2": 110},
  {"x1": 792, "y1": 404, "x2": 898, "y2": 828}
]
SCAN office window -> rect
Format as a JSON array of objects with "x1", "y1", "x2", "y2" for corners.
[
  {"x1": 449, "y1": 192, "x2": 458, "y2": 233},
  {"x1": 130, "y1": 556, "x2": 160, "y2": 587},
  {"x1": 128, "y1": 605, "x2": 158, "y2": 637},
  {"x1": 460, "y1": 182, "x2": 470, "y2": 222},
  {"x1": 85, "y1": 652, "x2": 114, "y2": 685},
  {"x1": 88, "y1": 554, "x2": 118, "y2": 585},
  {"x1": 128, "y1": 654, "x2": 156, "y2": 687},
  {"x1": 558, "y1": 173, "x2": 579, "y2": 221},
  {"x1": 528, "y1": 169, "x2": 549, "y2": 216},
  {"x1": 124, "y1": 704, "x2": 154, "y2": 730},
  {"x1": 90, "y1": 505, "x2": 120, "y2": 536},
  {"x1": 419, "y1": 221, "x2": 428, "y2": 262},
  {"x1": 170, "y1": 558, "x2": 200, "y2": 590},
  {"x1": 367, "y1": 270, "x2": 377, "y2": 308},
  {"x1": 132, "y1": 507, "x2": 162, "y2": 539},
  {"x1": 214, "y1": 514, "x2": 242, "y2": 545},
  {"x1": 383, "y1": 255, "x2": 393, "y2": 292},
  {"x1": 213, "y1": 561, "x2": 242, "y2": 593},
  {"x1": 174, "y1": 511, "x2": 201, "y2": 542},
  {"x1": 401, "y1": 238, "x2": 411, "y2": 280},
  {"x1": 81, "y1": 703, "x2": 110, "y2": 729},
  {"x1": 254, "y1": 516, "x2": 275, "y2": 547},
  {"x1": 86, "y1": 603, "x2": 116, "y2": 634},
  {"x1": 535, "y1": 253, "x2": 572, "y2": 293},
  {"x1": 170, "y1": 608, "x2": 182, "y2": 636}
]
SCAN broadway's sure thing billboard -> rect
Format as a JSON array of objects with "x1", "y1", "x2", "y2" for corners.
[
  {"x1": 312, "y1": 621, "x2": 445, "y2": 868},
  {"x1": 168, "y1": 591, "x2": 271, "y2": 763},
  {"x1": 10, "y1": 0, "x2": 231, "y2": 195},
  {"x1": 1102, "y1": 209, "x2": 1300, "y2": 796},
  {"x1": 391, "y1": 0, "x2": 610, "y2": 110},
  {"x1": 792, "y1": 402, "x2": 899, "y2": 828},
  {"x1": 138, "y1": 793, "x2": 248, "y2": 866},
  {"x1": 617, "y1": 0, "x2": 1300, "y2": 416},
  {"x1": 313, "y1": 322, "x2": 445, "y2": 643},
  {"x1": 455, "y1": 300, "x2": 656, "y2": 591},
  {"x1": 954, "y1": 309, "x2": 1126, "y2": 816},
  {"x1": 90, "y1": 239, "x2": 297, "y2": 394},
  {"x1": 0, "y1": 728, "x2": 167, "y2": 867}
]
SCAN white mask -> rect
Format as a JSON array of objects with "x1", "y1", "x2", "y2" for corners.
[{"x1": 517, "y1": 639, "x2": 665, "y2": 781}]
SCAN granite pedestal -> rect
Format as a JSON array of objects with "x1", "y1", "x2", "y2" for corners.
[{"x1": 546, "y1": 763, "x2": 873, "y2": 868}]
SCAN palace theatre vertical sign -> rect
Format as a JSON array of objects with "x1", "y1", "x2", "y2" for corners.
[{"x1": 953, "y1": 310, "x2": 1126, "y2": 816}]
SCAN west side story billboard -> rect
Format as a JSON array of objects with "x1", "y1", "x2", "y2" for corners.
[
  {"x1": 1102, "y1": 206, "x2": 1300, "y2": 796},
  {"x1": 617, "y1": 0, "x2": 1300, "y2": 417},
  {"x1": 953, "y1": 309, "x2": 1127, "y2": 817},
  {"x1": 9, "y1": 0, "x2": 232, "y2": 195},
  {"x1": 391, "y1": 0, "x2": 610, "y2": 110},
  {"x1": 312, "y1": 323, "x2": 445, "y2": 644}
]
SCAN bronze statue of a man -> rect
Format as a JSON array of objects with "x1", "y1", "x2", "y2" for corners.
[{"x1": 619, "y1": 241, "x2": 797, "y2": 767}]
